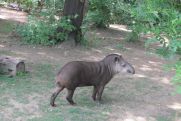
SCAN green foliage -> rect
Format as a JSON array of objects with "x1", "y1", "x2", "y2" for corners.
[
  {"x1": 87, "y1": 0, "x2": 134, "y2": 28},
  {"x1": 128, "y1": 0, "x2": 181, "y2": 55},
  {"x1": 172, "y1": 61, "x2": 181, "y2": 94},
  {"x1": 87, "y1": 0, "x2": 181, "y2": 53},
  {"x1": 126, "y1": 31, "x2": 139, "y2": 42},
  {"x1": 16, "y1": 14, "x2": 75, "y2": 45},
  {"x1": 3, "y1": 0, "x2": 36, "y2": 11},
  {"x1": 5, "y1": 0, "x2": 69, "y2": 45},
  {"x1": 44, "y1": 0, "x2": 64, "y2": 11},
  {"x1": 110, "y1": 0, "x2": 133, "y2": 25},
  {"x1": 1, "y1": 0, "x2": 64, "y2": 13},
  {"x1": 116, "y1": 44, "x2": 127, "y2": 51},
  {"x1": 87, "y1": 0, "x2": 112, "y2": 28},
  {"x1": 16, "y1": 71, "x2": 28, "y2": 77}
]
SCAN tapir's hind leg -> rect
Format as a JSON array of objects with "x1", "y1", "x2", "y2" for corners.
[
  {"x1": 66, "y1": 89, "x2": 76, "y2": 105},
  {"x1": 50, "y1": 86, "x2": 64, "y2": 107}
]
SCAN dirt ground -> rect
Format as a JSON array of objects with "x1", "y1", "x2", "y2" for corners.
[{"x1": 0, "y1": 8, "x2": 181, "y2": 121}]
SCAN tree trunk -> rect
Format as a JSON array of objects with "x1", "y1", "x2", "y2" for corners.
[
  {"x1": 61, "y1": 0, "x2": 87, "y2": 45},
  {"x1": 0, "y1": 56, "x2": 26, "y2": 77}
]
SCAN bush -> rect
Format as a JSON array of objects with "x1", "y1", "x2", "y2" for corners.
[
  {"x1": 86, "y1": 0, "x2": 112, "y2": 28},
  {"x1": 110, "y1": 0, "x2": 134, "y2": 25},
  {"x1": 86, "y1": 0, "x2": 135, "y2": 28},
  {"x1": 3, "y1": 0, "x2": 36, "y2": 12},
  {"x1": 1, "y1": 0, "x2": 64, "y2": 13},
  {"x1": 44, "y1": 0, "x2": 64, "y2": 10},
  {"x1": 87, "y1": 0, "x2": 181, "y2": 51},
  {"x1": 123, "y1": 0, "x2": 181, "y2": 55},
  {"x1": 16, "y1": 14, "x2": 75, "y2": 45}
]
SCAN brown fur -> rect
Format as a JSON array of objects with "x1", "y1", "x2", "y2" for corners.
[{"x1": 50, "y1": 54, "x2": 135, "y2": 106}]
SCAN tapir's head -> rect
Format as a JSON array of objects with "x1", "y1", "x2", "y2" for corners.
[{"x1": 104, "y1": 54, "x2": 135, "y2": 75}]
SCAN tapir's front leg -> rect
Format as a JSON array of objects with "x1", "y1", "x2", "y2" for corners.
[
  {"x1": 92, "y1": 85, "x2": 98, "y2": 101},
  {"x1": 97, "y1": 85, "x2": 105, "y2": 101}
]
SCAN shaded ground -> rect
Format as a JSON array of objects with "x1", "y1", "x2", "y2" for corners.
[{"x1": 0, "y1": 8, "x2": 181, "y2": 121}]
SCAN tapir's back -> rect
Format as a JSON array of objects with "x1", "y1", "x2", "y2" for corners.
[{"x1": 56, "y1": 61, "x2": 110, "y2": 87}]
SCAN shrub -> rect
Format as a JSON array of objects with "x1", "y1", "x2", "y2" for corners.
[
  {"x1": 44, "y1": 0, "x2": 64, "y2": 11},
  {"x1": 86, "y1": 0, "x2": 112, "y2": 28},
  {"x1": 87, "y1": 0, "x2": 135, "y2": 28},
  {"x1": 2, "y1": 0, "x2": 65, "y2": 13},
  {"x1": 16, "y1": 14, "x2": 75, "y2": 45},
  {"x1": 122, "y1": 0, "x2": 181, "y2": 55},
  {"x1": 3, "y1": 0, "x2": 36, "y2": 12}
]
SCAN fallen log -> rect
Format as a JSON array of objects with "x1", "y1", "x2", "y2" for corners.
[{"x1": 0, "y1": 56, "x2": 25, "y2": 77}]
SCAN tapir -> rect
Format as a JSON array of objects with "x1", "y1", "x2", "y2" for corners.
[{"x1": 50, "y1": 54, "x2": 135, "y2": 106}]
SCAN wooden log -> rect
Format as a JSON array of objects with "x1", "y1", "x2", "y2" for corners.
[{"x1": 0, "y1": 56, "x2": 25, "y2": 77}]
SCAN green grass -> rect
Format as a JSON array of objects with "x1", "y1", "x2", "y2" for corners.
[
  {"x1": 0, "y1": 63, "x2": 110, "y2": 121},
  {"x1": 0, "y1": 20, "x2": 15, "y2": 33}
]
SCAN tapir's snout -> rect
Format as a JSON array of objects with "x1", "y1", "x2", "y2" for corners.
[
  {"x1": 127, "y1": 68, "x2": 135, "y2": 74},
  {"x1": 125, "y1": 62, "x2": 135, "y2": 74}
]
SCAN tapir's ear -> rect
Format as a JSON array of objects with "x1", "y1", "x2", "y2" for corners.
[{"x1": 114, "y1": 56, "x2": 119, "y2": 62}]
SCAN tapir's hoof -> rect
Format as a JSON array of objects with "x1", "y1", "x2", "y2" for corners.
[
  {"x1": 51, "y1": 103, "x2": 57, "y2": 107},
  {"x1": 70, "y1": 102, "x2": 76, "y2": 106},
  {"x1": 92, "y1": 97, "x2": 96, "y2": 101}
]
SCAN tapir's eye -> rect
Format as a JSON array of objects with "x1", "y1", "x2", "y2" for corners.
[{"x1": 114, "y1": 57, "x2": 119, "y2": 62}]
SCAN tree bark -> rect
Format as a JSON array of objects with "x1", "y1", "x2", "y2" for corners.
[
  {"x1": 0, "y1": 56, "x2": 25, "y2": 77},
  {"x1": 61, "y1": 0, "x2": 87, "y2": 45}
]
